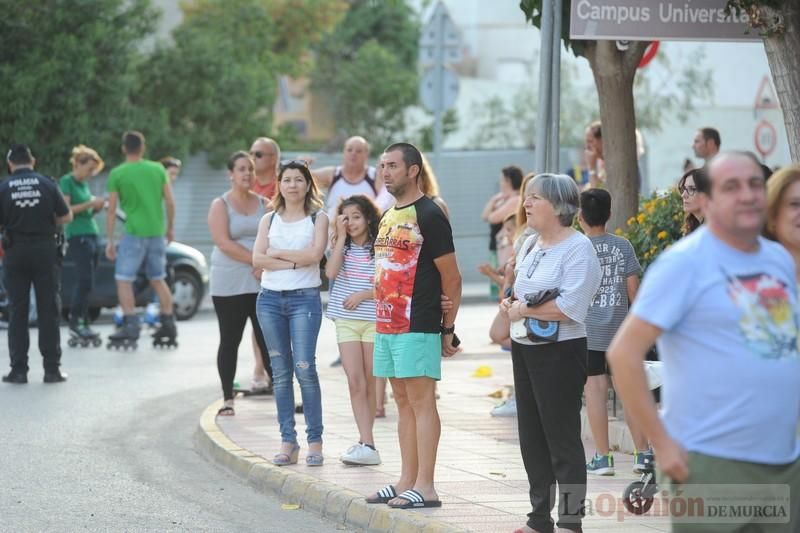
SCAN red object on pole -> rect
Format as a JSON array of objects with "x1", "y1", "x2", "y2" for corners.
[{"x1": 638, "y1": 41, "x2": 660, "y2": 69}]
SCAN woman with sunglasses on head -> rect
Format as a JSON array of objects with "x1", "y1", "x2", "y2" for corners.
[
  {"x1": 500, "y1": 173, "x2": 601, "y2": 533},
  {"x1": 253, "y1": 159, "x2": 329, "y2": 467},
  {"x1": 678, "y1": 167, "x2": 710, "y2": 235},
  {"x1": 208, "y1": 151, "x2": 272, "y2": 416},
  {"x1": 59, "y1": 145, "x2": 106, "y2": 345}
]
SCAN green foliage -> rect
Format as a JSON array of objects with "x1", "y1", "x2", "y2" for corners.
[
  {"x1": 519, "y1": 0, "x2": 585, "y2": 57},
  {"x1": 467, "y1": 53, "x2": 714, "y2": 149},
  {"x1": 310, "y1": 0, "x2": 420, "y2": 149},
  {"x1": 414, "y1": 109, "x2": 459, "y2": 152},
  {"x1": 633, "y1": 46, "x2": 714, "y2": 133},
  {"x1": 134, "y1": 0, "x2": 346, "y2": 166},
  {"x1": 618, "y1": 189, "x2": 684, "y2": 271},
  {"x1": 0, "y1": 0, "x2": 160, "y2": 175}
]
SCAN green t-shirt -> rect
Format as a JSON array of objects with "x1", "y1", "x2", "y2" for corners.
[
  {"x1": 59, "y1": 173, "x2": 99, "y2": 239},
  {"x1": 107, "y1": 159, "x2": 168, "y2": 237}
]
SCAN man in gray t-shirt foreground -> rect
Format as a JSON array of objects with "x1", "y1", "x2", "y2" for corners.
[{"x1": 609, "y1": 152, "x2": 800, "y2": 533}]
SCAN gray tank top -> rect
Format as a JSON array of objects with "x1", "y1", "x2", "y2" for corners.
[{"x1": 209, "y1": 192, "x2": 268, "y2": 296}]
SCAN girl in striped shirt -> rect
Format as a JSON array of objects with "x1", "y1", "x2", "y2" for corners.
[{"x1": 325, "y1": 195, "x2": 383, "y2": 466}]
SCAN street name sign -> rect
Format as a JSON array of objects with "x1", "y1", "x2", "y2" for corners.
[{"x1": 570, "y1": 0, "x2": 763, "y2": 41}]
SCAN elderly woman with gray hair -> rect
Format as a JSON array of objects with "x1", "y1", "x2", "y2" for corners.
[{"x1": 500, "y1": 173, "x2": 601, "y2": 533}]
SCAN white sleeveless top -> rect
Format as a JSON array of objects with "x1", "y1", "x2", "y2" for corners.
[{"x1": 260, "y1": 212, "x2": 322, "y2": 291}]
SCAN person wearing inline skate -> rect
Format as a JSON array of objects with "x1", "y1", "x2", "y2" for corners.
[
  {"x1": 60, "y1": 145, "x2": 106, "y2": 347},
  {"x1": 105, "y1": 131, "x2": 177, "y2": 349}
]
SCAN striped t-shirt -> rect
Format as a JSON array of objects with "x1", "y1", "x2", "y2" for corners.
[
  {"x1": 327, "y1": 242, "x2": 376, "y2": 322},
  {"x1": 512, "y1": 231, "x2": 601, "y2": 345}
]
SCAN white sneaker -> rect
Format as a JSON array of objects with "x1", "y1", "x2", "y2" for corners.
[
  {"x1": 340, "y1": 443, "x2": 381, "y2": 466},
  {"x1": 490, "y1": 398, "x2": 517, "y2": 417}
]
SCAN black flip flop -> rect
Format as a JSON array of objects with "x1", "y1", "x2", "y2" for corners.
[
  {"x1": 388, "y1": 489, "x2": 442, "y2": 509},
  {"x1": 366, "y1": 484, "x2": 397, "y2": 504}
]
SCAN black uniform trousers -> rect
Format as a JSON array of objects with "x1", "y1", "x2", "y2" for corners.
[{"x1": 4, "y1": 239, "x2": 62, "y2": 373}]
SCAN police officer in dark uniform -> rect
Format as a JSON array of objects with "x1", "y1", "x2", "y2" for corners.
[{"x1": 0, "y1": 144, "x2": 72, "y2": 384}]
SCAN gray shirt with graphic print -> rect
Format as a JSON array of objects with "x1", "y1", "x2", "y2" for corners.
[{"x1": 586, "y1": 233, "x2": 641, "y2": 352}]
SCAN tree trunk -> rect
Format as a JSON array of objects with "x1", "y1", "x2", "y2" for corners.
[
  {"x1": 761, "y1": 4, "x2": 800, "y2": 162},
  {"x1": 585, "y1": 41, "x2": 648, "y2": 232}
]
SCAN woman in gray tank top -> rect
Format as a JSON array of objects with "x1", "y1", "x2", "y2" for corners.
[{"x1": 208, "y1": 151, "x2": 271, "y2": 415}]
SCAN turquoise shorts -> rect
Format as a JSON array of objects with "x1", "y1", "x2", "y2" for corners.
[{"x1": 373, "y1": 332, "x2": 442, "y2": 380}]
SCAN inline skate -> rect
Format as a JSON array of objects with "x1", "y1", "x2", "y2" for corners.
[
  {"x1": 68, "y1": 319, "x2": 102, "y2": 348},
  {"x1": 151, "y1": 313, "x2": 178, "y2": 348},
  {"x1": 107, "y1": 315, "x2": 140, "y2": 350}
]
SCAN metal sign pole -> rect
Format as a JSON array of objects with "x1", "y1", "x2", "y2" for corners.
[
  {"x1": 534, "y1": 0, "x2": 554, "y2": 174},
  {"x1": 548, "y1": 0, "x2": 562, "y2": 173},
  {"x1": 433, "y1": 4, "x2": 445, "y2": 168}
]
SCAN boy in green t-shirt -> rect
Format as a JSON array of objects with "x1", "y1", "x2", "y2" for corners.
[
  {"x1": 105, "y1": 131, "x2": 177, "y2": 348},
  {"x1": 59, "y1": 145, "x2": 106, "y2": 341}
]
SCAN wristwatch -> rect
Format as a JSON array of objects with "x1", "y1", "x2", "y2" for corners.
[{"x1": 440, "y1": 324, "x2": 455, "y2": 335}]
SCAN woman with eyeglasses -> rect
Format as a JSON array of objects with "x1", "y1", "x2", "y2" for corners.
[
  {"x1": 678, "y1": 167, "x2": 710, "y2": 235},
  {"x1": 253, "y1": 160, "x2": 329, "y2": 467},
  {"x1": 500, "y1": 174, "x2": 601, "y2": 533}
]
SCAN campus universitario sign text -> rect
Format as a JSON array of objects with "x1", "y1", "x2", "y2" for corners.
[{"x1": 570, "y1": 0, "x2": 763, "y2": 41}]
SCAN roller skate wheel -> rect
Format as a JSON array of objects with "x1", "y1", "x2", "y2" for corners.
[{"x1": 92, "y1": 337, "x2": 102, "y2": 347}]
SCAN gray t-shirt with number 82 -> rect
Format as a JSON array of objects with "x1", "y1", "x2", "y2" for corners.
[{"x1": 586, "y1": 233, "x2": 641, "y2": 352}]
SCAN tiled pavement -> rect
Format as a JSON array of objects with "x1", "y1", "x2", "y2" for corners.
[{"x1": 212, "y1": 305, "x2": 670, "y2": 532}]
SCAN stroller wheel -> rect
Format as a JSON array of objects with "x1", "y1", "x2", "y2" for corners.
[{"x1": 623, "y1": 481, "x2": 654, "y2": 515}]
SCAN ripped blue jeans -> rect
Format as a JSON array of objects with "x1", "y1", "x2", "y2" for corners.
[{"x1": 256, "y1": 287, "x2": 323, "y2": 444}]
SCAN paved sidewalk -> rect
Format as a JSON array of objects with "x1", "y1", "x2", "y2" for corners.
[{"x1": 200, "y1": 305, "x2": 670, "y2": 532}]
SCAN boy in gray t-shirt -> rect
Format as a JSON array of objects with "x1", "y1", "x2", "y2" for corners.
[{"x1": 578, "y1": 189, "x2": 647, "y2": 476}]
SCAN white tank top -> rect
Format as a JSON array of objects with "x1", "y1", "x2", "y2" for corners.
[
  {"x1": 260, "y1": 212, "x2": 322, "y2": 291},
  {"x1": 325, "y1": 166, "x2": 377, "y2": 220}
]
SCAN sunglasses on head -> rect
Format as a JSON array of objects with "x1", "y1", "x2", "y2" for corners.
[{"x1": 280, "y1": 159, "x2": 309, "y2": 169}]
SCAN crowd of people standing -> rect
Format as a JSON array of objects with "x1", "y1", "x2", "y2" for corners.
[{"x1": 2, "y1": 120, "x2": 798, "y2": 532}]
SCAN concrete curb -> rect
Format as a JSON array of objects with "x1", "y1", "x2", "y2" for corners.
[
  {"x1": 195, "y1": 400, "x2": 467, "y2": 533},
  {"x1": 580, "y1": 408, "x2": 636, "y2": 454}
]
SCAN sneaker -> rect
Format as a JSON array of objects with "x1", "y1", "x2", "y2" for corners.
[
  {"x1": 250, "y1": 378, "x2": 272, "y2": 394},
  {"x1": 633, "y1": 449, "x2": 655, "y2": 474},
  {"x1": 490, "y1": 398, "x2": 517, "y2": 417},
  {"x1": 340, "y1": 443, "x2": 381, "y2": 466},
  {"x1": 586, "y1": 453, "x2": 615, "y2": 476}
]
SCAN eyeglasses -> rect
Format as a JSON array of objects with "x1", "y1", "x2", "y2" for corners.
[
  {"x1": 280, "y1": 159, "x2": 309, "y2": 169},
  {"x1": 526, "y1": 250, "x2": 547, "y2": 278},
  {"x1": 679, "y1": 185, "x2": 698, "y2": 196}
]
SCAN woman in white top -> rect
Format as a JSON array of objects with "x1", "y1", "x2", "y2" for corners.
[
  {"x1": 500, "y1": 173, "x2": 601, "y2": 533},
  {"x1": 253, "y1": 160, "x2": 329, "y2": 467}
]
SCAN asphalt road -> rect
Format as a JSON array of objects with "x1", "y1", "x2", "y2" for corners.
[{"x1": 0, "y1": 312, "x2": 348, "y2": 533}]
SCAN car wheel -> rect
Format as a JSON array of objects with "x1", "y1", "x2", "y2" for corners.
[{"x1": 172, "y1": 269, "x2": 201, "y2": 321}]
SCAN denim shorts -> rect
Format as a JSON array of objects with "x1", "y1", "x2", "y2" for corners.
[{"x1": 115, "y1": 234, "x2": 167, "y2": 281}]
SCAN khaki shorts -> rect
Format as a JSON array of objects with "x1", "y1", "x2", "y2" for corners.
[
  {"x1": 666, "y1": 452, "x2": 800, "y2": 533},
  {"x1": 335, "y1": 318, "x2": 376, "y2": 344}
]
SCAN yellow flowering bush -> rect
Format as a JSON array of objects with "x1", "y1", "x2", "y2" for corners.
[{"x1": 617, "y1": 189, "x2": 684, "y2": 271}]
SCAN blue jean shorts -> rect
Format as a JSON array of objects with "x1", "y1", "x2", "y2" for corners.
[{"x1": 115, "y1": 234, "x2": 167, "y2": 281}]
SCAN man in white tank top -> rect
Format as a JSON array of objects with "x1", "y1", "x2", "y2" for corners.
[{"x1": 312, "y1": 136, "x2": 394, "y2": 217}]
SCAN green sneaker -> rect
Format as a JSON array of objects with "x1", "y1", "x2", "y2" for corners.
[{"x1": 586, "y1": 452, "x2": 615, "y2": 476}]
